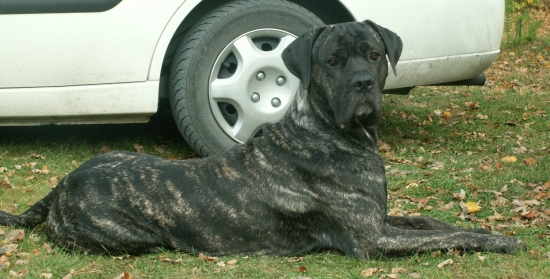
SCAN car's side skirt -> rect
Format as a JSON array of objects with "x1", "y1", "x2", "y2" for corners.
[{"x1": 0, "y1": 81, "x2": 158, "y2": 125}]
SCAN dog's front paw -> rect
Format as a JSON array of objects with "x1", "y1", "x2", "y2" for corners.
[{"x1": 484, "y1": 237, "x2": 526, "y2": 254}]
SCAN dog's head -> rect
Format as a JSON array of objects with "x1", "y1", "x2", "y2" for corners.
[{"x1": 282, "y1": 21, "x2": 402, "y2": 145}]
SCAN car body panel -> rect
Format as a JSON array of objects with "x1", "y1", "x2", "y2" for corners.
[
  {"x1": 0, "y1": 0, "x2": 505, "y2": 125},
  {"x1": 0, "y1": 0, "x2": 183, "y2": 88}
]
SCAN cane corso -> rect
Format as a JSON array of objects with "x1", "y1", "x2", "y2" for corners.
[{"x1": 0, "y1": 20, "x2": 525, "y2": 258}]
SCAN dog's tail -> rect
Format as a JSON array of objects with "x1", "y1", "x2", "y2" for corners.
[{"x1": 0, "y1": 191, "x2": 54, "y2": 228}]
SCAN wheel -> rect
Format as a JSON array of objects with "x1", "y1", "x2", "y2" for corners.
[{"x1": 169, "y1": 0, "x2": 324, "y2": 157}]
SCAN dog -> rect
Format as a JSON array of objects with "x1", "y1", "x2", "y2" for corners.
[{"x1": 0, "y1": 20, "x2": 525, "y2": 258}]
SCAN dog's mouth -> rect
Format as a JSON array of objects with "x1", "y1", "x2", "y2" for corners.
[{"x1": 336, "y1": 101, "x2": 378, "y2": 148}]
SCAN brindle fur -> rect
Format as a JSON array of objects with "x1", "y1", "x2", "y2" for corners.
[{"x1": 0, "y1": 21, "x2": 525, "y2": 258}]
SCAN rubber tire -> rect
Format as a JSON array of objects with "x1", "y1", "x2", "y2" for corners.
[{"x1": 169, "y1": 0, "x2": 324, "y2": 157}]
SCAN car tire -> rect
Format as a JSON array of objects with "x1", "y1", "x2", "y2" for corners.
[{"x1": 169, "y1": 0, "x2": 324, "y2": 157}]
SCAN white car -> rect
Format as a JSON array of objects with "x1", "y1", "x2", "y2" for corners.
[{"x1": 0, "y1": 0, "x2": 505, "y2": 156}]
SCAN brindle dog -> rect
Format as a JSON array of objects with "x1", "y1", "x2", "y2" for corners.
[{"x1": 0, "y1": 21, "x2": 525, "y2": 258}]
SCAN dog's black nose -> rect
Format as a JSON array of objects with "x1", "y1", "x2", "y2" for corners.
[{"x1": 352, "y1": 75, "x2": 375, "y2": 91}]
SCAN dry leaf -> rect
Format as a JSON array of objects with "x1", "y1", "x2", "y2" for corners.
[
  {"x1": 378, "y1": 141, "x2": 391, "y2": 152},
  {"x1": 0, "y1": 244, "x2": 18, "y2": 256},
  {"x1": 61, "y1": 269, "x2": 75, "y2": 279},
  {"x1": 475, "y1": 113, "x2": 488, "y2": 120},
  {"x1": 453, "y1": 189, "x2": 466, "y2": 201},
  {"x1": 48, "y1": 177, "x2": 58, "y2": 185},
  {"x1": 100, "y1": 146, "x2": 112, "y2": 153},
  {"x1": 361, "y1": 268, "x2": 382, "y2": 277},
  {"x1": 114, "y1": 272, "x2": 132, "y2": 279},
  {"x1": 227, "y1": 258, "x2": 238, "y2": 265},
  {"x1": 501, "y1": 156, "x2": 517, "y2": 163},
  {"x1": 409, "y1": 272, "x2": 421, "y2": 279},
  {"x1": 463, "y1": 201, "x2": 481, "y2": 214},
  {"x1": 1, "y1": 175, "x2": 14, "y2": 188},
  {"x1": 391, "y1": 268, "x2": 407, "y2": 274},
  {"x1": 2, "y1": 229, "x2": 25, "y2": 244},
  {"x1": 436, "y1": 258, "x2": 454, "y2": 268},
  {"x1": 523, "y1": 158, "x2": 536, "y2": 166},
  {"x1": 0, "y1": 262, "x2": 10, "y2": 272},
  {"x1": 216, "y1": 261, "x2": 226, "y2": 267},
  {"x1": 198, "y1": 253, "x2": 218, "y2": 262},
  {"x1": 43, "y1": 243, "x2": 55, "y2": 254},
  {"x1": 133, "y1": 144, "x2": 144, "y2": 153},
  {"x1": 522, "y1": 209, "x2": 537, "y2": 219},
  {"x1": 10, "y1": 269, "x2": 27, "y2": 277},
  {"x1": 15, "y1": 259, "x2": 29, "y2": 265},
  {"x1": 298, "y1": 266, "x2": 308, "y2": 273},
  {"x1": 441, "y1": 111, "x2": 452, "y2": 119},
  {"x1": 41, "y1": 273, "x2": 53, "y2": 279}
]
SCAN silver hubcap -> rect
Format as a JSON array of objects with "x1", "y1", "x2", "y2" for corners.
[{"x1": 209, "y1": 29, "x2": 299, "y2": 143}]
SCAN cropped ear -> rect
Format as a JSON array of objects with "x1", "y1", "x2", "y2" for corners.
[
  {"x1": 364, "y1": 20, "x2": 403, "y2": 76},
  {"x1": 282, "y1": 26, "x2": 326, "y2": 90}
]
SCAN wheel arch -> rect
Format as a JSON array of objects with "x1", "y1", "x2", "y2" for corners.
[{"x1": 149, "y1": 0, "x2": 355, "y2": 98}]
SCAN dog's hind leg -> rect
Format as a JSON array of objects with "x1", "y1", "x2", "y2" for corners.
[
  {"x1": 385, "y1": 216, "x2": 491, "y2": 234},
  {"x1": 369, "y1": 225, "x2": 526, "y2": 257},
  {"x1": 0, "y1": 191, "x2": 54, "y2": 227}
]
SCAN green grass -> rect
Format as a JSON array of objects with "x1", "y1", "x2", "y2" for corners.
[{"x1": 2, "y1": 23, "x2": 550, "y2": 279}]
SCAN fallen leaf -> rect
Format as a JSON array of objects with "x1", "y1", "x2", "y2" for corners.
[
  {"x1": 409, "y1": 272, "x2": 421, "y2": 279},
  {"x1": 48, "y1": 177, "x2": 58, "y2": 185},
  {"x1": 0, "y1": 244, "x2": 18, "y2": 256},
  {"x1": 361, "y1": 268, "x2": 382, "y2": 277},
  {"x1": 501, "y1": 156, "x2": 517, "y2": 163},
  {"x1": 41, "y1": 273, "x2": 53, "y2": 279},
  {"x1": 99, "y1": 146, "x2": 112, "y2": 153},
  {"x1": 522, "y1": 209, "x2": 537, "y2": 219},
  {"x1": 43, "y1": 243, "x2": 55, "y2": 254},
  {"x1": 523, "y1": 158, "x2": 537, "y2": 166},
  {"x1": 475, "y1": 113, "x2": 488, "y2": 120},
  {"x1": 462, "y1": 201, "x2": 482, "y2": 214},
  {"x1": 478, "y1": 255, "x2": 487, "y2": 261},
  {"x1": 437, "y1": 258, "x2": 454, "y2": 268},
  {"x1": 441, "y1": 111, "x2": 452, "y2": 119},
  {"x1": 453, "y1": 189, "x2": 466, "y2": 200},
  {"x1": 216, "y1": 261, "x2": 226, "y2": 267},
  {"x1": 61, "y1": 269, "x2": 75, "y2": 279},
  {"x1": 378, "y1": 141, "x2": 391, "y2": 152},
  {"x1": 391, "y1": 268, "x2": 407, "y2": 274},
  {"x1": 198, "y1": 253, "x2": 218, "y2": 262},
  {"x1": 299, "y1": 266, "x2": 307, "y2": 273},
  {"x1": 9, "y1": 269, "x2": 27, "y2": 277},
  {"x1": 0, "y1": 262, "x2": 10, "y2": 272},
  {"x1": 227, "y1": 258, "x2": 238, "y2": 265},
  {"x1": 15, "y1": 259, "x2": 28, "y2": 265},
  {"x1": 2, "y1": 230, "x2": 24, "y2": 244},
  {"x1": 114, "y1": 272, "x2": 132, "y2": 279},
  {"x1": 133, "y1": 144, "x2": 144, "y2": 153},
  {"x1": 1, "y1": 175, "x2": 14, "y2": 188}
]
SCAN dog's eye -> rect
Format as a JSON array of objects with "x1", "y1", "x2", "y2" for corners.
[
  {"x1": 369, "y1": 52, "x2": 380, "y2": 60},
  {"x1": 328, "y1": 58, "x2": 338, "y2": 66}
]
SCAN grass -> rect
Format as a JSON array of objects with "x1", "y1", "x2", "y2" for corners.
[{"x1": 2, "y1": 11, "x2": 550, "y2": 279}]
